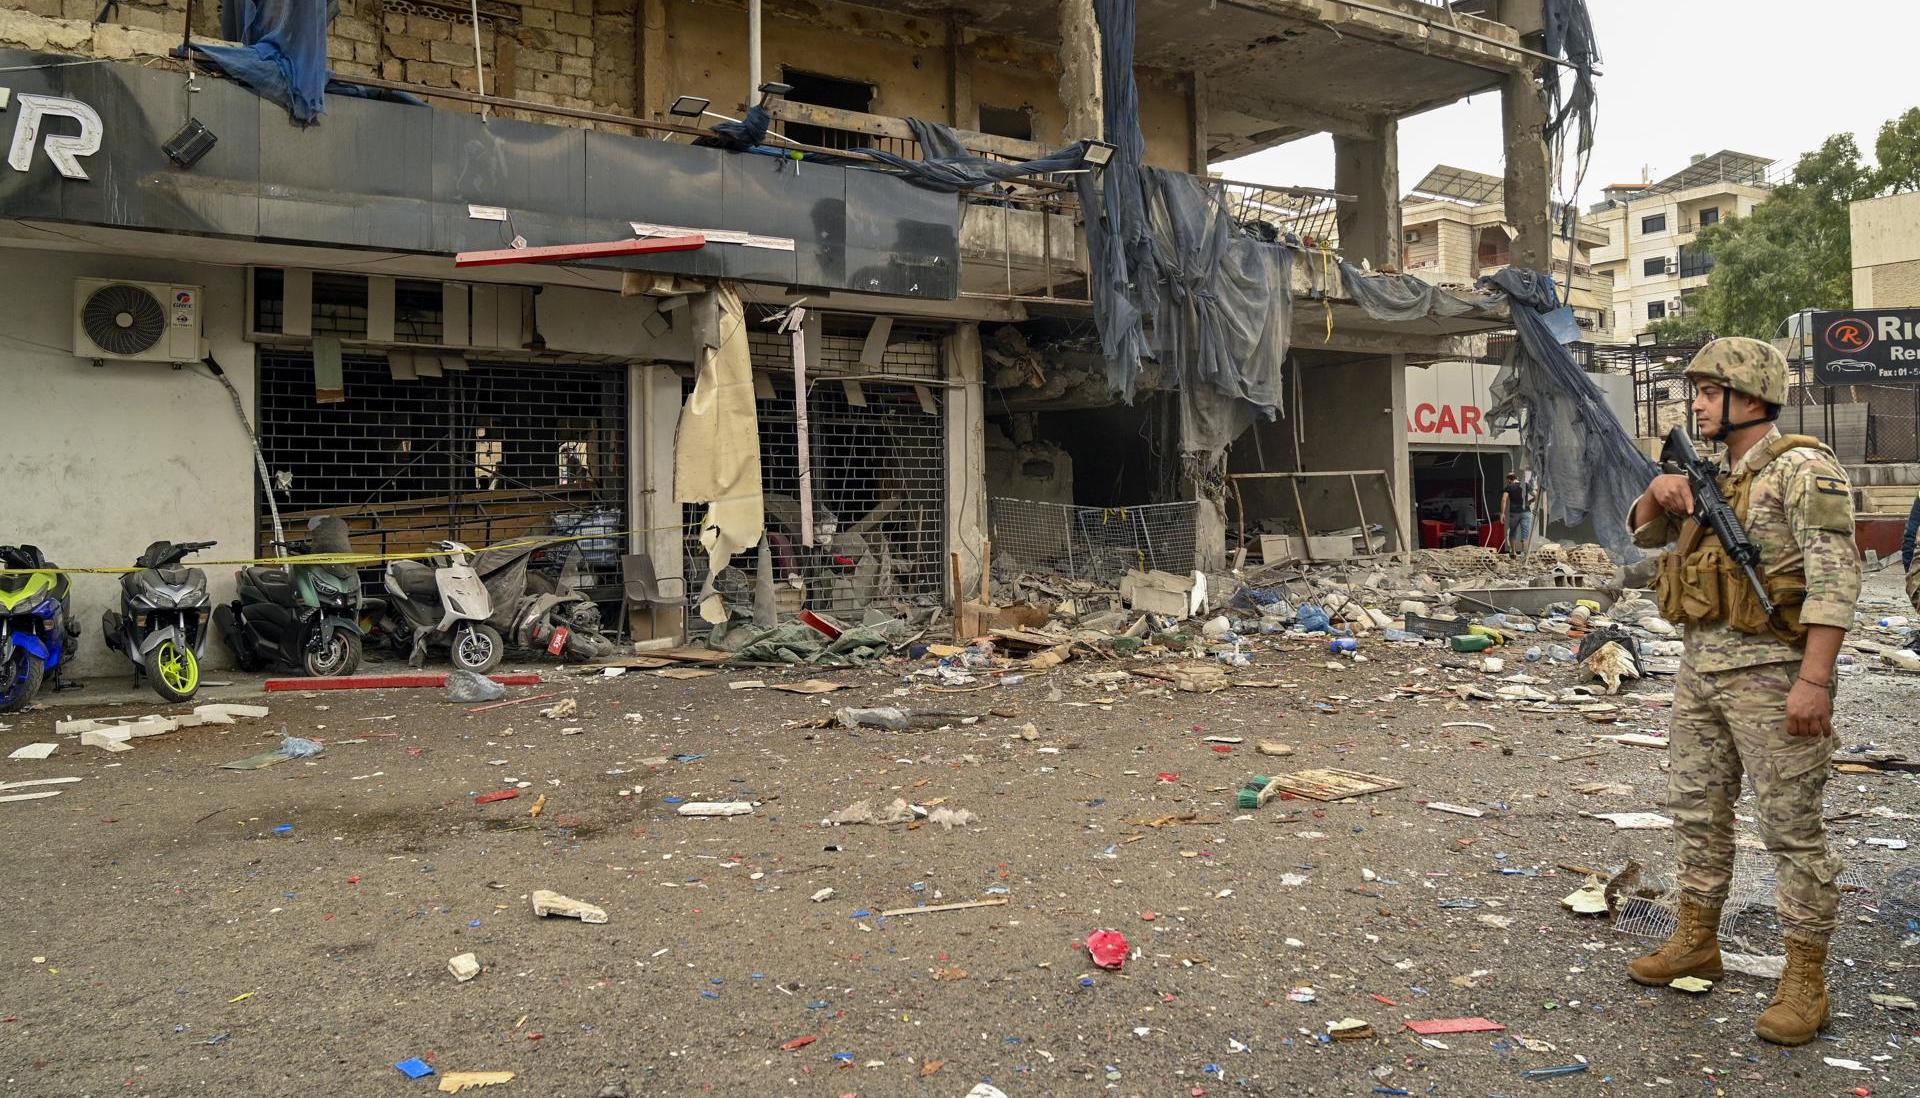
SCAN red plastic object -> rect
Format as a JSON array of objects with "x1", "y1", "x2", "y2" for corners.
[
  {"x1": 473, "y1": 789, "x2": 520, "y2": 805},
  {"x1": 780, "y1": 1035, "x2": 818, "y2": 1052},
  {"x1": 1086, "y1": 929, "x2": 1130, "y2": 970},
  {"x1": 1404, "y1": 1017, "x2": 1505, "y2": 1036},
  {"x1": 454, "y1": 234, "x2": 705, "y2": 268},
  {"x1": 1155, "y1": 772, "x2": 1180, "y2": 783},
  {"x1": 546, "y1": 625, "x2": 571, "y2": 656},
  {"x1": 799, "y1": 610, "x2": 844, "y2": 640},
  {"x1": 265, "y1": 673, "x2": 542, "y2": 692}
]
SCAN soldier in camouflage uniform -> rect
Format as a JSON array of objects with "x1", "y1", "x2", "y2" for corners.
[{"x1": 1624, "y1": 337, "x2": 1859, "y2": 1046}]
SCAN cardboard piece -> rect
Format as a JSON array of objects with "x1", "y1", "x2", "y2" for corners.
[{"x1": 1264, "y1": 768, "x2": 1402, "y2": 801}]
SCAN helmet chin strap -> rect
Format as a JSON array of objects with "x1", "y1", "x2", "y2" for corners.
[{"x1": 1703, "y1": 385, "x2": 1776, "y2": 440}]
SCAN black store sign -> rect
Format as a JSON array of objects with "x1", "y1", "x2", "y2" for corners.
[{"x1": 1812, "y1": 308, "x2": 1920, "y2": 384}]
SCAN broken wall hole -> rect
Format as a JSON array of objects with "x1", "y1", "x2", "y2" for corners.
[{"x1": 681, "y1": 328, "x2": 947, "y2": 622}]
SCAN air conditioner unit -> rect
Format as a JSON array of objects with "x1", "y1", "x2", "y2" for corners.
[
  {"x1": 1663, "y1": 259, "x2": 1679, "y2": 276},
  {"x1": 1404, "y1": 229, "x2": 1422, "y2": 244},
  {"x1": 73, "y1": 278, "x2": 203, "y2": 362}
]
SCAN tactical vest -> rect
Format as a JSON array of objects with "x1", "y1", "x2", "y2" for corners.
[{"x1": 1654, "y1": 434, "x2": 1829, "y2": 647}]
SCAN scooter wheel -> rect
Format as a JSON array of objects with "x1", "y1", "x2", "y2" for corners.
[
  {"x1": 304, "y1": 628, "x2": 363, "y2": 678},
  {"x1": 0, "y1": 654, "x2": 45, "y2": 713},
  {"x1": 450, "y1": 623, "x2": 504, "y2": 674},
  {"x1": 146, "y1": 640, "x2": 200, "y2": 702}
]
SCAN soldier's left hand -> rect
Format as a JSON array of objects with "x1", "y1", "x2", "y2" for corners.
[{"x1": 1785, "y1": 678, "x2": 1833, "y2": 737}]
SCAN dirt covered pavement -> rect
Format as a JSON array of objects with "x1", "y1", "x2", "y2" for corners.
[{"x1": 3, "y1": 576, "x2": 1920, "y2": 1097}]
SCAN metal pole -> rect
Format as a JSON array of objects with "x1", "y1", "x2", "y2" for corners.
[
  {"x1": 468, "y1": 0, "x2": 489, "y2": 120},
  {"x1": 748, "y1": 0, "x2": 763, "y2": 103},
  {"x1": 786, "y1": 307, "x2": 814, "y2": 546}
]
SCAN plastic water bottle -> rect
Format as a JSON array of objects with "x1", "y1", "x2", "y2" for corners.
[
  {"x1": 1548, "y1": 644, "x2": 1575, "y2": 662},
  {"x1": 1525, "y1": 646, "x2": 1544, "y2": 662}
]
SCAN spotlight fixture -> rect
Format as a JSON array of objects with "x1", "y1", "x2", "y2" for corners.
[
  {"x1": 1080, "y1": 138, "x2": 1116, "y2": 167},
  {"x1": 668, "y1": 95, "x2": 711, "y2": 118}
]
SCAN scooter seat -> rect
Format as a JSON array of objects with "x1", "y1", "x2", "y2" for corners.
[
  {"x1": 239, "y1": 566, "x2": 297, "y2": 608},
  {"x1": 388, "y1": 560, "x2": 440, "y2": 602}
]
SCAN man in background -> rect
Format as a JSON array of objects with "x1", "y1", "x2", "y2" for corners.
[{"x1": 1499, "y1": 471, "x2": 1533, "y2": 555}]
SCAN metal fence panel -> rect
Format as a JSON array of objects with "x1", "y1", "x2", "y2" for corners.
[{"x1": 988, "y1": 498, "x2": 1197, "y2": 586}]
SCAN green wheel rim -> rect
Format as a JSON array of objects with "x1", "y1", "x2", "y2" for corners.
[{"x1": 157, "y1": 641, "x2": 199, "y2": 694}]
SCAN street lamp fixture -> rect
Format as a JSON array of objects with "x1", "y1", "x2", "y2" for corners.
[
  {"x1": 1080, "y1": 139, "x2": 1116, "y2": 168},
  {"x1": 668, "y1": 95, "x2": 711, "y2": 119}
]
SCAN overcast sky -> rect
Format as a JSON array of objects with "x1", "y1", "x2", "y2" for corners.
[{"x1": 1218, "y1": 0, "x2": 1917, "y2": 207}]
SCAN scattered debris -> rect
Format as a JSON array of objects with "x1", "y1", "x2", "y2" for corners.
[
  {"x1": 770, "y1": 679, "x2": 848, "y2": 694},
  {"x1": 655, "y1": 667, "x2": 717, "y2": 680},
  {"x1": 530, "y1": 889, "x2": 607, "y2": 924},
  {"x1": 1404, "y1": 1017, "x2": 1505, "y2": 1036},
  {"x1": 438, "y1": 1072, "x2": 514, "y2": 1093},
  {"x1": 1561, "y1": 876, "x2": 1609, "y2": 916},
  {"x1": 540, "y1": 698, "x2": 578, "y2": 719},
  {"x1": 1722, "y1": 952, "x2": 1786, "y2": 979},
  {"x1": 1425, "y1": 802, "x2": 1485, "y2": 818},
  {"x1": 1869, "y1": 993, "x2": 1917, "y2": 1010},
  {"x1": 447, "y1": 953, "x2": 481, "y2": 982},
  {"x1": 1256, "y1": 741, "x2": 1295, "y2": 757},
  {"x1": 1262, "y1": 769, "x2": 1402, "y2": 801},
  {"x1": 395, "y1": 1058, "x2": 436, "y2": 1079},
  {"x1": 1866, "y1": 837, "x2": 1909, "y2": 850},
  {"x1": 1669, "y1": 976, "x2": 1713, "y2": 993},
  {"x1": 473, "y1": 789, "x2": 520, "y2": 805},
  {"x1": 1326, "y1": 1017, "x2": 1374, "y2": 1040},
  {"x1": 880, "y1": 897, "x2": 1008, "y2": 918},
  {"x1": 1086, "y1": 929, "x2": 1130, "y2": 970},
  {"x1": 810, "y1": 888, "x2": 835, "y2": 903},
  {"x1": 446, "y1": 669, "x2": 507, "y2": 703},
  {"x1": 826, "y1": 798, "x2": 915, "y2": 826},
  {"x1": 7, "y1": 743, "x2": 56, "y2": 760},
  {"x1": 677, "y1": 801, "x2": 754, "y2": 817},
  {"x1": 1824, "y1": 1058, "x2": 1869, "y2": 1072},
  {"x1": 1585, "y1": 811, "x2": 1674, "y2": 831}
]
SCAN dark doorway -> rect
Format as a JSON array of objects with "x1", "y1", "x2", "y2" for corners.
[
  {"x1": 780, "y1": 69, "x2": 875, "y2": 150},
  {"x1": 977, "y1": 104, "x2": 1034, "y2": 142}
]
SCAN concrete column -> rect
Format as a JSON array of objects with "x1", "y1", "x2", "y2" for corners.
[
  {"x1": 1056, "y1": 0, "x2": 1102, "y2": 142},
  {"x1": 1502, "y1": 68, "x2": 1553, "y2": 272},
  {"x1": 1188, "y1": 71, "x2": 1209, "y2": 174},
  {"x1": 1332, "y1": 116, "x2": 1400, "y2": 267},
  {"x1": 947, "y1": 16, "x2": 974, "y2": 128},
  {"x1": 638, "y1": 364, "x2": 685, "y2": 598},
  {"x1": 635, "y1": 0, "x2": 669, "y2": 120},
  {"x1": 943, "y1": 324, "x2": 988, "y2": 599}
]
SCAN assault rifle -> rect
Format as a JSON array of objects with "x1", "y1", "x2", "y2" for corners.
[{"x1": 1660, "y1": 427, "x2": 1776, "y2": 618}]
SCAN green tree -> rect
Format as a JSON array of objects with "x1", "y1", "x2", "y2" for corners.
[
  {"x1": 1683, "y1": 132, "x2": 1877, "y2": 339},
  {"x1": 1643, "y1": 314, "x2": 1711, "y2": 345},
  {"x1": 1876, "y1": 106, "x2": 1920, "y2": 193}
]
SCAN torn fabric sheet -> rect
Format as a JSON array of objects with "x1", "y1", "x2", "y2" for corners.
[
  {"x1": 675, "y1": 283, "x2": 764, "y2": 623},
  {"x1": 1481, "y1": 267, "x2": 1655, "y2": 561},
  {"x1": 1339, "y1": 262, "x2": 1501, "y2": 323}
]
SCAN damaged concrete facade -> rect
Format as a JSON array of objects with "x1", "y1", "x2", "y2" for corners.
[{"x1": 0, "y1": 0, "x2": 1555, "y2": 663}]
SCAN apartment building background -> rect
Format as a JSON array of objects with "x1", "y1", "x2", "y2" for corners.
[{"x1": 1588, "y1": 150, "x2": 1777, "y2": 344}]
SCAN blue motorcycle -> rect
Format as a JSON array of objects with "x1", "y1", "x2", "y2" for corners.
[{"x1": 0, "y1": 544, "x2": 79, "y2": 711}]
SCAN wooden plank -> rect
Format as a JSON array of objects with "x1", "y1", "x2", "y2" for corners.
[
  {"x1": 878, "y1": 897, "x2": 1007, "y2": 918},
  {"x1": 1264, "y1": 768, "x2": 1403, "y2": 801},
  {"x1": 766, "y1": 99, "x2": 1050, "y2": 163}
]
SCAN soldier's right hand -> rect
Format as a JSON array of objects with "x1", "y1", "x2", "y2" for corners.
[{"x1": 1647, "y1": 473, "x2": 1694, "y2": 516}]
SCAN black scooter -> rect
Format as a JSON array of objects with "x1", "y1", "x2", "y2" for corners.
[{"x1": 214, "y1": 517, "x2": 365, "y2": 677}]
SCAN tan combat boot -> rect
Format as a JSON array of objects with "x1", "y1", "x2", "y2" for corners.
[
  {"x1": 1754, "y1": 934, "x2": 1829, "y2": 1046},
  {"x1": 1627, "y1": 897, "x2": 1724, "y2": 986}
]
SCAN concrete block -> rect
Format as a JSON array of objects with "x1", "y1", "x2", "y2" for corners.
[
  {"x1": 1121, "y1": 569, "x2": 1195, "y2": 619},
  {"x1": 406, "y1": 60, "x2": 453, "y2": 85},
  {"x1": 81, "y1": 728, "x2": 134, "y2": 752},
  {"x1": 93, "y1": 23, "x2": 177, "y2": 60},
  {"x1": 197, "y1": 703, "x2": 269, "y2": 721},
  {"x1": 553, "y1": 11, "x2": 592, "y2": 36},
  {"x1": 0, "y1": 10, "x2": 91, "y2": 52},
  {"x1": 125, "y1": 716, "x2": 179, "y2": 738},
  {"x1": 56, "y1": 717, "x2": 108, "y2": 736},
  {"x1": 1306, "y1": 535, "x2": 1355, "y2": 560}
]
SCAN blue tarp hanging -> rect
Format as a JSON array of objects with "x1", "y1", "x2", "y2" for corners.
[{"x1": 193, "y1": 0, "x2": 337, "y2": 124}]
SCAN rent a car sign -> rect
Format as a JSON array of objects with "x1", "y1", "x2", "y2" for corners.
[{"x1": 1813, "y1": 308, "x2": 1920, "y2": 384}]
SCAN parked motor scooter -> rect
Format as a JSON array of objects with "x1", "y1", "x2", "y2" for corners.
[
  {"x1": 214, "y1": 517, "x2": 365, "y2": 677},
  {"x1": 102, "y1": 540, "x2": 216, "y2": 702},
  {"x1": 383, "y1": 541, "x2": 505, "y2": 672},
  {"x1": 0, "y1": 545, "x2": 79, "y2": 712}
]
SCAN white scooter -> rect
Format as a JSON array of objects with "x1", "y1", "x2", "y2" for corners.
[{"x1": 382, "y1": 542, "x2": 504, "y2": 672}]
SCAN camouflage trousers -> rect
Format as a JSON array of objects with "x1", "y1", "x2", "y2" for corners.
[{"x1": 1669, "y1": 661, "x2": 1841, "y2": 939}]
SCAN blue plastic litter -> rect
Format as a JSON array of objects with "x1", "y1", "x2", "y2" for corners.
[
  {"x1": 271, "y1": 824, "x2": 293, "y2": 835},
  {"x1": 807, "y1": 1000, "x2": 828, "y2": 1009},
  {"x1": 672, "y1": 754, "x2": 706, "y2": 763},
  {"x1": 830, "y1": 1052, "x2": 854, "y2": 1063},
  {"x1": 851, "y1": 909, "x2": 872, "y2": 918},
  {"x1": 663, "y1": 796, "x2": 685, "y2": 804},
  {"x1": 700, "y1": 990, "x2": 719, "y2": 1000},
  {"x1": 1296, "y1": 605, "x2": 1331, "y2": 634},
  {"x1": 1521, "y1": 1064, "x2": 1589, "y2": 1080},
  {"x1": 467, "y1": 919, "x2": 481, "y2": 928},
  {"x1": 394, "y1": 1058, "x2": 434, "y2": 1079},
  {"x1": 279, "y1": 736, "x2": 324, "y2": 758},
  {"x1": 710, "y1": 977, "x2": 724, "y2": 985},
  {"x1": 1079, "y1": 976, "x2": 1096, "y2": 988}
]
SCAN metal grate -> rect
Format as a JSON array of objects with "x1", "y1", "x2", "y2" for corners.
[
  {"x1": 987, "y1": 498, "x2": 1198, "y2": 587},
  {"x1": 744, "y1": 326, "x2": 944, "y2": 380},
  {"x1": 1611, "y1": 851, "x2": 1880, "y2": 953},
  {"x1": 682, "y1": 341, "x2": 948, "y2": 620},
  {"x1": 255, "y1": 352, "x2": 628, "y2": 591}
]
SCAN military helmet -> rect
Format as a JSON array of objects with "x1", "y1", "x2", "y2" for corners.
[{"x1": 1684, "y1": 336, "x2": 1788, "y2": 405}]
